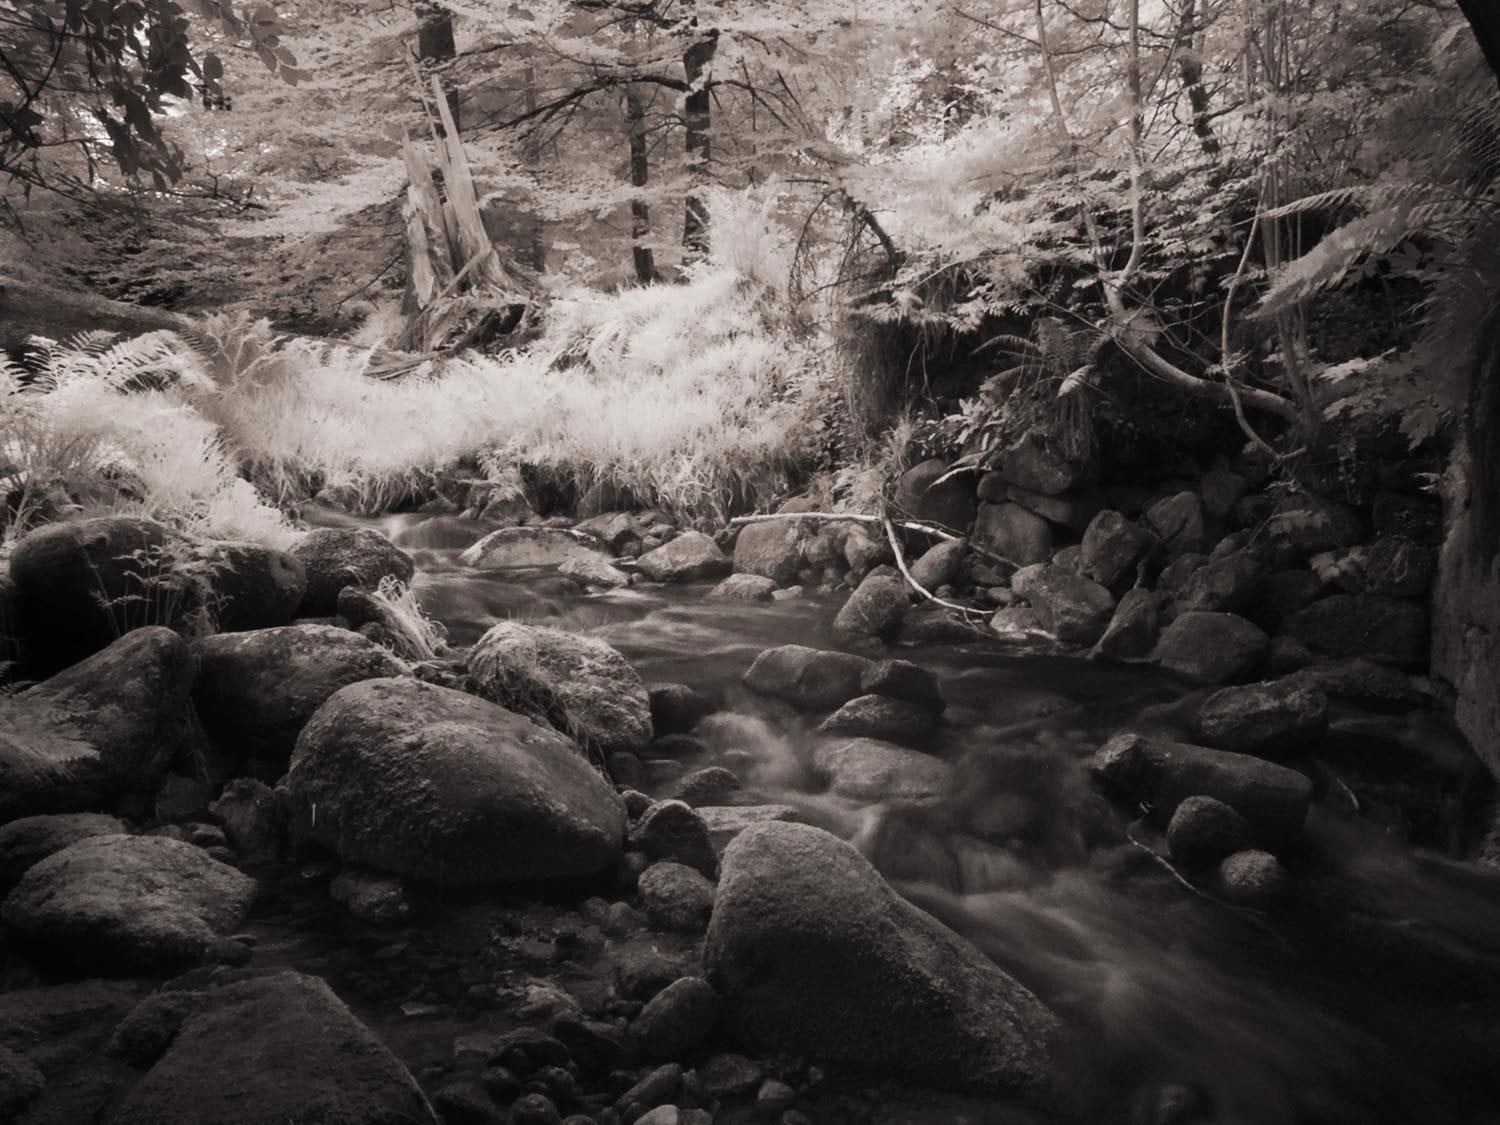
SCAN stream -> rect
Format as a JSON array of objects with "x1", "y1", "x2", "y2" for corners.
[{"x1": 274, "y1": 508, "x2": 1500, "y2": 1125}]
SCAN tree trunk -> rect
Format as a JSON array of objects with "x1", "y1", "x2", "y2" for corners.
[
  {"x1": 0, "y1": 275, "x2": 191, "y2": 353},
  {"x1": 524, "y1": 61, "x2": 546, "y2": 272},
  {"x1": 681, "y1": 33, "x2": 717, "y2": 256},
  {"x1": 1175, "y1": 0, "x2": 1220, "y2": 158},
  {"x1": 626, "y1": 87, "x2": 656, "y2": 283},
  {"x1": 416, "y1": 3, "x2": 460, "y2": 131}
]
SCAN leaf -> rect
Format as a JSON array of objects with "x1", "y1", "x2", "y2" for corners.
[{"x1": 1056, "y1": 365, "x2": 1092, "y2": 397}]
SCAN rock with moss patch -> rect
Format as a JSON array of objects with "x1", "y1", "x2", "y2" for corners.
[
  {"x1": 290, "y1": 527, "x2": 414, "y2": 616},
  {"x1": 180, "y1": 540, "x2": 306, "y2": 632},
  {"x1": 467, "y1": 621, "x2": 652, "y2": 756},
  {"x1": 284, "y1": 677, "x2": 625, "y2": 883},
  {"x1": 1, "y1": 834, "x2": 255, "y2": 973}
]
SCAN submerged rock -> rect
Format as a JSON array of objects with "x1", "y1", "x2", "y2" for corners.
[
  {"x1": 1, "y1": 834, "x2": 255, "y2": 973},
  {"x1": 707, "y1": 573, "x2": 775, "y2": 601},
  {"x1": 705, "y1": 822, "x2": 1058, "y2": 1097},
  {"x1": 290, "y1": 527, "x2": 414, "y2": 616},
  {"x1": 0, "y1": 627, "x2": 194, "y2": 820},
  {"x1": 192, "y1": 624, "x2": 408, "y2": 765},
  {"x1": 1089, "y1": 732, "x2": 1311, "y2": 845},
  {"x1": 817, "y1": 694, "x2": 933, "y2": 746},
  {"x1": 742, "y1": 644, "x2": 872, "y2": 711},
  {"x1": 467, "y1": 621, "x2": 653, "y2": 756},
  {"x1": 284, "y1": 677, "x2": 625, "y2": 882},
  {"x1": 811, "y1": 738, "x2": 952, "y2": 803},
  {"x1": 861, "y1": 658, "x2": 945, "y2": 714},
  {"x1": 110, "y1": 971, "x2": 439, "y2": 1125}
]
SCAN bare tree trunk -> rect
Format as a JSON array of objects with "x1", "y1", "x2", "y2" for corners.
[
  {"x1": 416, "y1": 2, "x2": 459, "y2": 130},
  {"x1": 681, "y1": 33, "x2": 717, "y2": 256},
  {"x1": 626, "y1": 87, "x2": 656, "y2": 283},
  {"x1": 524, "y1": 61, "x2": 546, "y2": 272},
  {"x1": 1175, "y1": 0, "x2": 1220, "y2": 158}
]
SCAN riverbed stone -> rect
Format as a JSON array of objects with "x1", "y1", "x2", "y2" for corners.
[
  {"x1": 817, "y1": 694, "x2": 933, "y2": 746},
  {"x1": 636, "y1": 532, "x2": 732, "y2": 583},
  {"x1": 1199, "y1": 469, "x2": 1250, "y2": 520},
  {"x1": 1361, "y1": 535, "x2": 1435, "y2": 597},
  {"x1": 1146, "y1": 492, "x2": 1208, "y2": 556},
  {"x1": 743, "y1": 644, "x2": 872, "y2": 710},
  {"x1": 207, "y1": 778, "x2": 282, "y2": 866},
  {"x1": 861, "y1": 658, "x2": 945, "y2": 714},
  {"x1": 0, "y1": 627, "x2": 194, "y2": 821},
  {"x1": 910, "y1": 539, "x2": 967, "y2": 590},
  {"x1": 110, "y1": 970, "x2": 439, "y2": 1125},
  {"x1": 1267, "y1": 494, "x2": 1366, "y2": 558},
  {"x1": 284, "y1": 678, "x2": 626, "y2": 882},
  {"x1": 1252, "y1": 570, "x2": 1326, "y2": 631},
  {"x1": 811, "y1": 738, "x2": 952, "y2": 803},
  {"x1": 460, "y1": 526, "x2": 611, "y2": 570},
  {"x1": 1000, "y1": 484, "x2": 1107, "y2": 532},
  {"x1": 1215, "y1": 849, "x2": 1288, "y2": 906},
  {"x1": 558, "y1": 555, "x2": 631, "y2": 590},
  {"x1": 290, "y1": 527, "x2": 414, "y2": 615},
  {"x1": 0, "y1": 834, "x2": 256, "y2": 973},
  {"x1": 468, "y1": 621, "x2": 653, "y2": 756},
  {"x1": 733, "y1": 522, "x2": 804, "y2": 585},
  {"x1": 638, "y1": 861, "x2": 716, "y2": 932},
  {"x1": 1279, "y1": 595, "x2": 1429, "y2": 669},
  {"x1": 896, "y1": 459, "x2": 977, "y2": 530},
  {"x1": 1172, "y1": 548, "x2": 1268, "y2": 615},
  {"x1": 974, "y1": 502, "x2": 1053, "y2": 566},
  {"x1": 0, "y1": 813, "x2": 125, "y2": 893},
  {"x1": 708, "y1": 573, "x2": 775, "y2": 601},
  {"x1": 631, "y1": 977, "x2": 720, "y2": 1060},
  {"x1": 647, "y1": 683, "x2": 714, "y2": 736},
  {"x1": 1191, "y1": 681, "x2": 1329, "y2": 757},
  {"x1": 1080, "y1": 510, "x2": 1153, "y2": 593},
  {"x1": 1089, "y1": 732, "x2": 1312, "y2": 845},
  {"x1": 629, "y1": 800, "x2": 718, "y2": 877},
  {"x1": 998, "y1": 437, "x2": 1095, "y2": 496},
  {"x1": 1153, "y1": 611, "x2": 1268, "y2": 684},
  {"x1": 1012, "y1": 565, "x2": 1114, "y2": 645},
  {"x1": 574, "y1": 510, "x2": 647, "y2": 551},
  {"x1": 7, "y1": 515, "x2": 181, "y2": 673},
  {"x1": 1165, "y1": 796, "x2": 1252, "y2": 867},
  {"x1": 698, "y1": 806, "x2": 802, "y2": 854},
  {"x1": 193, "y1": 624, "x2": 408, "y2": 765},
  {"x1": 1092, "y1": 588, "x2": 1159, "y2": 661},
  {"x1": 705, "y1": 821, "x2": 1058, "y2": 1097},
  {"x1": 832, "y1": 572, "x2": 909, "y2": 645}
]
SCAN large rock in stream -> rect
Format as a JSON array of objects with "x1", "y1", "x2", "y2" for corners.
[
  {"x1": 811, "y1": 738, "x2": 952, "y2": 803},
  {"x1": 743, "y1": 644, "x2": 873, "y2": 710},
  {"x1": 705, "y1": 821, "x2": 1058, "y2": 1098},
  {"x1": 284, "y1": 677, "x2": 626, "y2": 882},
  {"x1": 0, "y1": 834, "x2": 256, "y2": 973},
  {"x1": 289, "y1": 527, "x2": 414, "y2": 616},
  {"x1": 459, "y1": 526, "x2": 611, "y2": 570},
  {"x1": 192, "y1": 624, "x2": 409, "y2": 766},
  {"x1": 0, "y1": 627, "x2": 195, "y2": 820},
  {"x1": 467, "y1": 621, "x2": 653, "y2": 755},
  {"x1": 110, "y1": 970, "x2": 439, "y2": 1125},
  {"x1": 635, "y1": 531, "x2": 731, "y2": 582},
  {"x1": 1089, "y1": 732, "x2": 1312, "y2": 846}
]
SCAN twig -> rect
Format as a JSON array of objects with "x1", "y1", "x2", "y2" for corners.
[{"x1": 880, "y1": 515, "x2": 989, "y2": 621}]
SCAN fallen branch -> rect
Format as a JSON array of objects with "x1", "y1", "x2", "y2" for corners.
[
  {"x1": 880, "y1": 515, "x2": 989, "y2": 622},
  {"x1": 726, "y1": 511, "x2": 1021, "y2": 571}
]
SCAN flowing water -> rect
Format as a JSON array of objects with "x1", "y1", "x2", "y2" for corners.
[{"x1": 306, "y1": 509, "x2": 1500, "y2": 1125}]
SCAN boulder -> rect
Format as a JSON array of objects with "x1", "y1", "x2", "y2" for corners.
[
  {"x1": 743, "y1": 645, "x2": 873, "y2": 711},
  {"x1": 636, "y1": 532, "x2": 732, "y2": 583},
  {"x1": 1092, "y1": 589, "x2": 1159, "y2": 661},
  {"x1": 707, "y1": 574, "x2": 775, "y2": 601},
  {"x1": 0, "y1": 627, "x2": 194, "y2": 820},
  {"x1": 1199, "y1": 470, "x2": 1250, "y2": 521},
  {"x1": 860, "y1": 659, "x2": 945, "y2": 714},
  {"x1": 193, "y1": 625, "x2": 409, "y2": 765},
  {"x1": 631, "y1": 977, "x2": 720, "y2": 1060},
  {"x1": 1172, "y1": 549, "x2": 1268, "y2": 615},
  {"x1": 0, "y1": 813, "x2": 125, "y2": 894},
  {"x1": 467, "y1": 622, "x2": 653, "y2": 756},
  {"x1": 1152, "y1": 612, "x2": 1268, "y2": 684},
  {"x1": 909, "y1": 539, "x2": 967, "y2": 590},
  {"x1": 1280, "y1": 595, "x2": 1429, "y2": 668},
  {"x1": 817, "y1": 694, "x2": 932, "y2": 746},
  {"x1": 1191, "y1": 681, "x2": 1329, "y2": 757},
  {"x1": 811, "y1": 738, "x2": 952, "y2": 803},
  {"x1": 290, "y1": 527, "x2": 414, "y2": 615},
  {"x1": 1011, "y1": 565, "x2": 1114, "y2": 645},
  {"x1": 207, "y1": 779, "x2": 282, "y2": 866},
  {"x1": 998, "y1": 437, "x2": 1095, "y2": 496},
  {"x1": 110, "y1": 971, "x2": 439, "y2": 1125},
  {"x1": 7, "y1": 516, "x2": 182, "y2": 673},
  {"x1": 0, "y1": 834, "x2": 255, "y2": 973},
  {"x1": 832, "y1": 572, "x2": 909, "y2": 645},
  {"x1": 1267, "y1": 494, "x2": 1367, "y2": 558},
  {"x1": 637, "y1": 861, "x2": 716, "y2": 933},
  {"x1": 732, "y1": 522, "x2": 804, "y2": 585},
  {"x1": 705, "y1": 822, "x2": 1058, "y2": 1097},
  {"x1": 459, "y1": 527, "x2": 610, "y2": 570},
  {"x1": 842, "y1": 524, "x2": 895, "y2": 577},
  {"x1": 1145, "y1": 492, "x2": 1208, "y2": 556},
  {"x1": 559, "y1": 555, "x2": 631, "y2": 590},
  {"x1": 1281, "y1": 657, "x2": 1426, "y2": 703},
  {"x1": 336, "y1": 585, "x2": 445, "y2": 661},
  {"x1": 179, "y1": 540, "x2": 306, "y2": 632},
  {"x1": 647, "y1": 683, "x2": 714, "y2": 735},
  {"x1": 1360, "y1": 535, "x2": 1435, "y2": 597},
  {"x1": 998, "y1": 484, "x2": 1107, "y2": 532},
  {"x1": 667, "y1": 766, "x2": 742, "y2": 807},
  {"x1": 574, "y1": 511, "x2": 647, "y2": 551},
  {"x1": 1166, "y1": 796, "x2": 1252, "y2": 867},
  {"x1": 990, "y1": 605, "x2": 1045, "y2": 638},
  {"x1": 1251, "y1": 570, "x2": 1326, "y2": 631},
  {"x1": 896, "y1": 460, "x2": 977, "y2": 530},
  {"x1": 1080, "y1": 510, "x2": 1153, "y2": 593},
  {"x1": 284, "y1": 678, "x2": 626, "y2": 882},
  {"x1": 629, "y1": 800, "x2": 718, "y2": 877},
  {"x1": 973, "y1": 502, "x2": 1053, "y2": 566},
  {"x1": 1089, "y1": 732, "x2": 1312, "y2": 845},
  {"x1": 698, "y1": 806, "x2": 802, "y2": 855}
]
